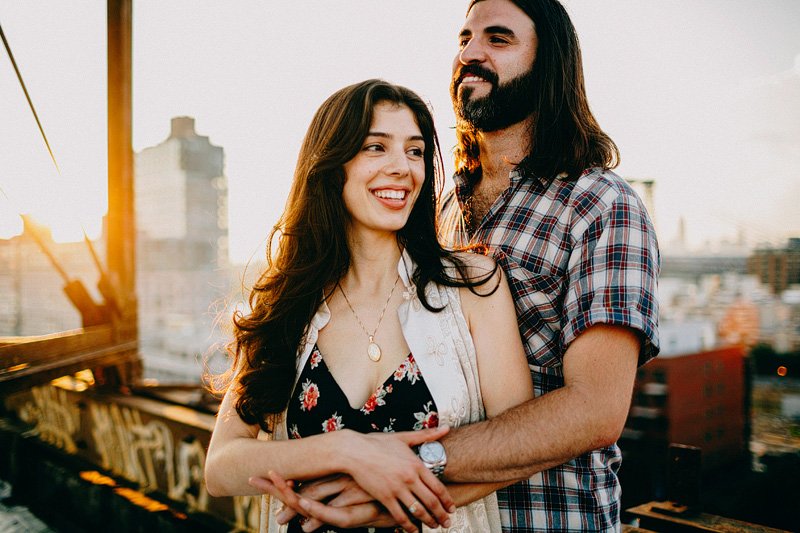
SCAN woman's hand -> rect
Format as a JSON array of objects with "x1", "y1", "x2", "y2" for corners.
[{"x1": 335, "y1": 426, "x2": 455, "y2": 530}]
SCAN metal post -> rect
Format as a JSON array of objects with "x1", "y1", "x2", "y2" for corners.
[{"x1": 106, "y1": 0, "x2": 137, "y2": 342}]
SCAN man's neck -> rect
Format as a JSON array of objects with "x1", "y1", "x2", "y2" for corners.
[
  {"x1": 477, "y1": 117, "x2": 532, "y2": 182},
  {"x1": 460, "y1": 117, "x2": 533, "y2": 234}
]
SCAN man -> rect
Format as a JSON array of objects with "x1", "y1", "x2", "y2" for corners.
[
  {"x1": 435, "y1": 0, "x2": 659, "y2": 530},
  {"x1": 254, "y1": 1, "x2": 659, "y2": 531}
]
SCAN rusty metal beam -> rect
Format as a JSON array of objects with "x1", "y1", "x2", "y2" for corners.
[
  {"x1": 0, "y1": 326, "x2": 138, "y2": 395},
  {"x1": 106, "y1": 0, "x2": 137, "y2": 343}
]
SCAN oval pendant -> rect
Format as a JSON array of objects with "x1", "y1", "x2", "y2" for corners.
[{"x1": 367, "y1": 342, "x2": 382, "y2": 362}]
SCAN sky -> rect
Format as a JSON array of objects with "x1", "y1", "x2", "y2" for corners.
[{"x1": 1, "y1": 1, "x2": 799, "y2": 264}]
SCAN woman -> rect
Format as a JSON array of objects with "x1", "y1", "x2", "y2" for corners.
[{"x1": 205, "y1": 79, "x2": 532, "y2": 532}]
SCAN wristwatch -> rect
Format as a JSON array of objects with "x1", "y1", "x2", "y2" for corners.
[{"x1": 417, "y1": 441, "x2": 447, "y2": 479}]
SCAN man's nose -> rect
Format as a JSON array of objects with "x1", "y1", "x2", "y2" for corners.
[{"x1": 458, "y1": 39, "x2": 486, "y2": 65}]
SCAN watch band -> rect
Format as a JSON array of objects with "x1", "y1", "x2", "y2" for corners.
[{"x1": 429, "y1": 463, "x2": 445, "y2": 478}]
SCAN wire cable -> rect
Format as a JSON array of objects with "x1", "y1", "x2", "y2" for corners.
[{"x1": 0, "y1": 22, "x2": 60, "y2": 174}]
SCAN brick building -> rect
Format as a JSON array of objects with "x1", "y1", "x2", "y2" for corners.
[
  {"x1": 619, "y1": 346, "x2": 748, "y2": 504},
  {"x1": 748, "y1": 238, "x2": 800, "y2": 295}
]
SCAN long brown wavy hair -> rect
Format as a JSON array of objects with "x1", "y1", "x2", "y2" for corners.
[
  {"x1": 455, "y1": 0, "x2": 620, "y2": 179},
  {"x1": 224, "y1": 80, "x2": 495, "y2": 432}
]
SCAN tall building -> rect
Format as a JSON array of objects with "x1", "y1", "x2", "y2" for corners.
[
  {"x1": 134, "y1": 117, "x2": 232, "y2": 382},
  {"x1": 135, "y1": 116, "x2": 228, "y2": 269},
  {"x1": 748, "y1": 238, "x2": 800, "y2": 295},
  {"x1": 625, "y1": 178, "x2": 656, "y2": 230}
]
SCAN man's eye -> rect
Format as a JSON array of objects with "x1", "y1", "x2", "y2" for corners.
[
  {"x1": 459, "y1": 38, "x2": 470, "y2": 48},
  {"x1": 489, "y1": 37, "x2": 509, "y2": 45}
]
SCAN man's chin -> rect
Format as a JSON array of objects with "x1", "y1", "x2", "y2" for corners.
[{"x1": 458, "y1": 84, "x2": 491, "y2": 102}]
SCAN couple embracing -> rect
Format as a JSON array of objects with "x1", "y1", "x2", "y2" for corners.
[{"x1": 206, "y1": 1, "x2": 660, "y2": 532}]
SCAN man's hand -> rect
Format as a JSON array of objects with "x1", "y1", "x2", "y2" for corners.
[{"x1": 251, "y1": 472, "x2": 397, "y2": 532}]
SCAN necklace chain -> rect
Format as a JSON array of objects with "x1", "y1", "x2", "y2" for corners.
[{"x1": 339, "y1": 275, "x2": 400, "y2": 362}]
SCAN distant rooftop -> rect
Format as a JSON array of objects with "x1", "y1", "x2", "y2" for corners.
[{"x1": 169, "y1": 116, "x2": 197, "y2": 139}]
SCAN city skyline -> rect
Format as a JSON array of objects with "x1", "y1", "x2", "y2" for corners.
[{"x1": 1, "y1": 1, "x2": 799, "y2": 263}]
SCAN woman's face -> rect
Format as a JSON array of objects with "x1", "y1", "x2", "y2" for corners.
[{"x1": 342, "y1": 102, "x2": 426, "y2": 240}]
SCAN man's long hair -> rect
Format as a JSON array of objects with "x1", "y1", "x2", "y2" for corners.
[
  {"x1": 220, "y1": 80, "x2": 494, "y2": 433},
  {"x1": 455, "y1": 0, "x2": 619, "y2": 179}
]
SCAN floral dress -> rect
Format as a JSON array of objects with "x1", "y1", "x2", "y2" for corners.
[{"x1": 285, "y1": 344, "x2": 439, "y2": 532}]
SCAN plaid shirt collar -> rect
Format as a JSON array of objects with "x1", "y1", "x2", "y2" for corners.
[{"x1": 453, "y1": 159, "x2": 551, "y2": 193}]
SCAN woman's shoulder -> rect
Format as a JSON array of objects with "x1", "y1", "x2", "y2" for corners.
[
  {"x1": 448, "y1": 250, "x2": 499, "y2": 277},
  {"x1": 446, "y1": 251, "x2": 503, "y2": 297}
]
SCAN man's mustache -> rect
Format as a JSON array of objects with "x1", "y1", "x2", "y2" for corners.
[{"x1": 453, "y1": 64, "x2": 499, "y2": 90}]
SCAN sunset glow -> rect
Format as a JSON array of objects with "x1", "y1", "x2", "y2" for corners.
[{"x1": 1, "y1": 2, "x2": 798, "y2": 261}]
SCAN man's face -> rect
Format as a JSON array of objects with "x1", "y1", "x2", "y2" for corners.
[{"x1": 451, "y1": 0, "x2": 538, "y2": 132}]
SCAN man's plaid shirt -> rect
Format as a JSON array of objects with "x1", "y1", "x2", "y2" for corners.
[{"x1": 441, "y1": 166, "x2": 660, "y2": 532}]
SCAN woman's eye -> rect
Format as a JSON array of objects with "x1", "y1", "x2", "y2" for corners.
[
  {"x1": 408, "y1": 147, "x2": 424, "y2": 157},
  {"x1": 364, "y1": 144, "x2": 384, "y2": 152}
]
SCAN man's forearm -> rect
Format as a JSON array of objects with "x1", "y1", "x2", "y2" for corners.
[
  {"x1": 442, "y1": 388, "x2": 599, "y2": 482},
  {"x1": 442, "y1": 325, "x2": 640, "y2": 483},
  {"x1": 448, "y1": 481, "x2": 513, "y2": 507}
]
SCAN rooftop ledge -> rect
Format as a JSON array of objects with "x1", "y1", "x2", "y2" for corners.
[{"x1": 1, "y1": 373, "x2": 258, "y2": 531}]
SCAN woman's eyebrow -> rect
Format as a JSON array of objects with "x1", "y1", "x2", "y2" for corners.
[{"x1": 367, "y1": 131, "x2": 425, "y2": 142}]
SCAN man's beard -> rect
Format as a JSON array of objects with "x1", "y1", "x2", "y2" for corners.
[{"x1": 451, "y1": 64, "x2": 536, "y2": 132}]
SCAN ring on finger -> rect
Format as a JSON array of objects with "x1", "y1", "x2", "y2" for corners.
[{"x1": 407, "y1": 501, "x2": 419, "y2": 515}]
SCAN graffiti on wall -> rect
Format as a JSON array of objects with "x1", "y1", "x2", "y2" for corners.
[
  {"x1": 17, "y1": 385, "x2": 80, "y2": 454},
  {"x1": 16, "y1": 385, "x2": 259, "y2": 530},
  {"x1": 89, "y1": 401, "x2": 210, "y2": 512}
]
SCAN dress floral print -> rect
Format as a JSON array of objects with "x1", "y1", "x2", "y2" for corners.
[
  {"x1": 413, "y1": 401, "x2": 439, "y2": 430},
  {"x1": 394, "y1": 356, "x2": 421, "y2": 384},
  {"x1": 360, "y1": 383, "x2": 392, "y2": 415},
  {"x1": 298, "y1": 379, "x2": 319, "y2": 412},
  {"x1": 322, "y1": 412, "x2": 344, "y2": 433},
  {"x1": 285, "y1": 345, "x2": 438, "y2": 533}
]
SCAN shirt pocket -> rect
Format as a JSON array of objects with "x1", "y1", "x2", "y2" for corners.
[
  {"x1": 494, "y1": 252, "x2": 565, "y2": 365},
  {"x1": 497, "y1": 253, "x2": 562, "y2": 320}
]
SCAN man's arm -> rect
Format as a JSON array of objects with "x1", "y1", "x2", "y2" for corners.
[{"x1": 441, "y1": 323, "x2": 640, "y2": 482}]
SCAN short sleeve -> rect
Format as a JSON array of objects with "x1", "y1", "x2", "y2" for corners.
[{"x1": 560, "y1": 187, "x2": 660, "y2": 365}]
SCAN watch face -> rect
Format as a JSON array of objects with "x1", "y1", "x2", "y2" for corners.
[{"x1": 420, "y1": 441, "x2": 445, "y2": 463}]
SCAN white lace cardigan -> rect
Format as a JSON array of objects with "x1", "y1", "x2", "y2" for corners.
[{"x1": 260, "y1": 250, "x2": 501, "y2": 532}]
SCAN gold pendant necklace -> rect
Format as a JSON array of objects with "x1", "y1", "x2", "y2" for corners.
[{"x1": 339, "y1": 275, "x2": 400, "y2": 362}]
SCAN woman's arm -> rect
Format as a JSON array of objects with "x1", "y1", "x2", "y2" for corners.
[
  {"x1": 205, "y1": 385, "x2": 454, "y2": 531},
  {"x1": 205, "y1": 386, "x2": 348, "y2": 496}
]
